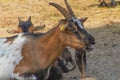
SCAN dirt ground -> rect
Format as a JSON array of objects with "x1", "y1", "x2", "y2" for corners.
[{"x1": 0, "y1": 0, "x2": 120, "y2": 80}]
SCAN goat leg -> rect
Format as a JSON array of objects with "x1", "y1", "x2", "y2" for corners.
[
  {"x1": 110, "y1": 0, "x2": 117, "y2": 7},
  {"x1": 99, "y1": 0, "x2": 107, "y2": 7}
]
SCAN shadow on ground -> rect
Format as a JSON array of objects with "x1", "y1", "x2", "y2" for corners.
[{"x1": 63, "y1": 22, "x2": 120, "y2": 80}]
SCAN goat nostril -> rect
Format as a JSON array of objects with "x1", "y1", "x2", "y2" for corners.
[
  {"x1": 87, "y1": 39, "x2": 95, "y2": 45},
  {"x1": 91, "y1": 40, "x2": 95, "y2": 45},
  {"x1": 89, "y1": 39, "x2": 95, "y2": 45}
]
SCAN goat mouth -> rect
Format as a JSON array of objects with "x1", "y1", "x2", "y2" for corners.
[{"x1": 85, "y1": 44, "x2": 93, "y2": 52}]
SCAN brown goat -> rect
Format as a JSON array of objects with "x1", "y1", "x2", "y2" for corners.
[
  {"x1": 11, "y1": 14, "x2": 88, "y2": 80},
  {"x1": 7, "y1": 16, "x2": 74, "y2": 80},
  {"x1": 0, "y1": 0, "x2": 95, "y2": 79}
]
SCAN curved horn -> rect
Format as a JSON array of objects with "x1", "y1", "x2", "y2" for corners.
[
  {"x1": 49, "y1": 2, "x2": 71, "y2": 19},
  {"x1": 64, "y1": 0, "x2": 76, "y2": 18}
]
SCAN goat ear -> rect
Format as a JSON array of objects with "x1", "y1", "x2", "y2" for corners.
[
  {"x1": 59, "y1": 19, "x2": 67, "y2": 31},
  {"x1": 33, "y1": 24, "x2": 45, "y2": 32},
  {"x1": 79, "y1": 17, "x2": 88, "y2": 23},
  {"x1": 18, "y1": 17, "x2": 22, "y2": 24},
  {"x1": 7, "y1": 29, "x2": 18, "y2": 34},
  {"x1": 27, "y1": 16, "x2": 31, "y2": 22},
  {"x1": 60, "y1": 25, "x2": 66, "y2": 31}
]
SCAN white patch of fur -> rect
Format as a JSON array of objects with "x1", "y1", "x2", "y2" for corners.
[
  {"x1": 72, "y1": 18, "x2": 84, "y2": 29},
  {"x1": 0, "y1": 33, "x2": 27, "y2": 80}
]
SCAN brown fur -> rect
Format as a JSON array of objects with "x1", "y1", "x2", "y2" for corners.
[
  {"x1": 13, "y1": 22, "x2": 86, "y2": 76},
  {"x1": 7, "y1": 17, "x2": 74, "y2": 79}
]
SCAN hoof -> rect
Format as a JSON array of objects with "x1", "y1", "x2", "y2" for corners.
[
  {"x1": 100, "y1": 2, "x2": 107, "y2": 7},
  {"x1": 110, "y1": 2, "x2": 117, "y2": 7}
]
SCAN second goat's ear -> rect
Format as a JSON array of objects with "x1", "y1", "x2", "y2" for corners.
[
  {"x1": 18, "y1": 17, "x2": 22, "y2": 24},
  {"x1": 27, "y1": 16, "x2": 31, "y2": 22},
  {"x1": 7, "y1": 29, "x2": 19, "y2": 34},
  {"x1": 79, "y1": 17, "x2": 88, "y2": 23}
]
